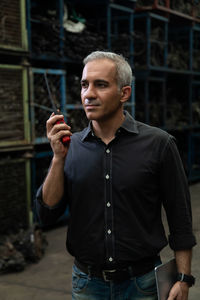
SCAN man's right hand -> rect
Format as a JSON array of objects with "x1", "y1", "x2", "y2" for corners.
[{"x1": 46, "y1": 113, "x2": 72, "y2": 159}]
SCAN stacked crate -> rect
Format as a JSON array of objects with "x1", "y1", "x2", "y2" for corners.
[
  {"x1": 133, "y1": 1, "x2": 200, "y2": 180},
  {"x1": 0, "y1": 65, "x2": 30, "y2": 148},
  {"x1": 135, "y1": 0, "x2": 200, "y2": 21},
  {"x1": 0, "y1": 0, "x2": 28, "y2": 53},
  {"x1": 27, "y1": 0, "x2": 72, "y2": 223},
  {"x1": 0, "y1": 0, "x2": 32, "y2": 234},
  {"x1": 107, "y1": 0, "x2": 200, "y2": 181},
  {"x1": 0, "y1": 154, "x2": 31, "y2": 234}
]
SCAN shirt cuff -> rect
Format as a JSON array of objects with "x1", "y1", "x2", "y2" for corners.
[
  {"x1": 36, "y1": 184, "x2": 62, "y2": 210},
  {"x1": 168, "y1": 233, "x2": 197, "y2": 250}
]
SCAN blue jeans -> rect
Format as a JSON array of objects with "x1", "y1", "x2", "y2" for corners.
[{"x1": 72, "y1": 261, "x2": 160, "y2": 300}]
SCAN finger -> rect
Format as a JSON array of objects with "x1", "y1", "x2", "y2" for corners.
[
  {"x1": 49, "y1": 130, "x2": 72, "y2": 144},
  {"x1": 46, "y1": 114, "x2": 64, "y2": 132},
  {"x1": 57, "y1": 130, "x2": 72, "y2": 139},
  {"x1": 167, "y1": 284, "x2": 180, "y2": 300},
  {"x1": 48, "y1": 113, "x2": 65, "y2": 122},
  {"x1": 49, "y1": 122, "x2": 71, "y2": 137}
]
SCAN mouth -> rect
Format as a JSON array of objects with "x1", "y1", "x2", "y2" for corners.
[
  {"x1": 85, "y1": 105, "x2": 99, "y2": 112},
  {"x1": 84, "y1": 102, "x2": 100, "y2": 109},
  {"x1": 85, "y1": 104, "x2": 99, "y2": 107}
]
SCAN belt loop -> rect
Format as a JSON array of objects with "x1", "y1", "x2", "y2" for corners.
[{"x1": 128, "y1": 266, "x2": 134, "y2": 280}]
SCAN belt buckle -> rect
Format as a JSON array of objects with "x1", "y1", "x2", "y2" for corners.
[{"x1": 102, "y1": 269, "x2": 117, "y2": 282}]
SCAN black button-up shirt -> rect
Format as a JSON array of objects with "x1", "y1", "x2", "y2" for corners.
[{"x1": 36, "y1": 111, "x2": 196, "y2": 267}]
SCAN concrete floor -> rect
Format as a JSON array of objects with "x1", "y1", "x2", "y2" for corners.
[{"x1": 0, "y1": 183, "x2": 199, "y2": 300}]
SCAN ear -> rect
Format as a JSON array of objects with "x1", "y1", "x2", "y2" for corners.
[{"x1": 120, "y1": 86, "x2": 132, "y2": 104}]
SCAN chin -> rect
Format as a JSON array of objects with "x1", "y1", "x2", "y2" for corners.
[{"x1": 85, "y1": 111, "x2": 100, "y2": 121}]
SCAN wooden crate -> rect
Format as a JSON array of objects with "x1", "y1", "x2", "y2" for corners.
[
  {"x1": 0, "y1": 0, "x2": 28, "y2": 52},
  {"x1": 0, "y1": 154, "x2": 32, "y2": 234},
  {"x1": 0, "y1": 64, "x2": 30, "y2": 149}
]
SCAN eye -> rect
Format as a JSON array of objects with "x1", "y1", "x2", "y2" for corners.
[
  {"x1": 81, "y1": 82, "x2": 88, "y2": 89},
  {"x1": 98, "y1": 83, "x2": 106, "y2": 88},
  {"x1": 96, "y1": 81, "x2": 108, "y2": 88}
]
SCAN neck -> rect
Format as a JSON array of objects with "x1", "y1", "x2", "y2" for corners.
[{"x1": 92, "y1": 111, "x2": 125, "y2": 144}]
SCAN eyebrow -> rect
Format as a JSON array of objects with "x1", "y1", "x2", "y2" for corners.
[{"x1": 80, "y1": 79, "x2": 109, "y2": 84}]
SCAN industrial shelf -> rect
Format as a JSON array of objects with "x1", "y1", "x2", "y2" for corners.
[
  {"x1": 30, "y1": 68, "x2": 67, "y2": 144},
  {"x1": 133, "y1": 12, "x2": 200, "y2": 73},
  {"x1": 26, "y1": 0, "x2": 65, "y2": 62},
  {"x1": 135, "y1": 0, "x2": 200, "y2": 23},
  {"x1": 135, "y1": 74, "x2": 166, "y2": 127},
  {"x1": 26, "y1": 0, "x2": 106, "y2": 65},
  {"x1": 133, "y1": 12, "x2": 168, "y2": 69},
  {"x1": 26, "y1": 0, "x2": 200, "y2": 182}
]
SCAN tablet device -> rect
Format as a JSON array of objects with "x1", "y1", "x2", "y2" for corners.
[{"x1": 155, "y1": 258, "x2": 177, "y2": 300}]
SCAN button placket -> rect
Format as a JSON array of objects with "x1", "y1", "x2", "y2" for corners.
[{"x1": 104, "y1": 146, "x2": 115, "y2": 264}]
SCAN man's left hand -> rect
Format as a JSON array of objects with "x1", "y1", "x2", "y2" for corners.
[{"x1": 167, "y1": 281, "x2": 189, "y2": 300}]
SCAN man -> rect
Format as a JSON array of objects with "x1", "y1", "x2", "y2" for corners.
[{"x1": 36, "y1": 51, "x2": 196, "y2": 300}]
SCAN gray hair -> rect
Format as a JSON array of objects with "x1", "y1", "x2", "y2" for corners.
[{"x1": 83, "y1": 51, "x2": 133, "y2": 89}]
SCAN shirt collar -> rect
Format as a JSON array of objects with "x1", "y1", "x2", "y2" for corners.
[
  {"x1": 81, "y1": 123, "x2": 94, "y2": 141},
  {"x1": 81, "y1": 110, "x2": 139, "y2": 142},
  {"x1": 120, "y1": 110, "x2": 139, "y2": 134}
]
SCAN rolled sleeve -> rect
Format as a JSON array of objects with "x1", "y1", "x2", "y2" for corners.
[
  {"x1": 35, "y1": 184, "x2": 67, "y2": 226},
  {"x1": 160, "y1": 136, "x2": 196, "y2": 250}
]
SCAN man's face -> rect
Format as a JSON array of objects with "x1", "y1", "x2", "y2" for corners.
[{"x1": 81, "y1": 59, "x2": 123, "y2": 122}]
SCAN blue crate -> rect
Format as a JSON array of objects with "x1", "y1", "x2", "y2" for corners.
[{"x1": 30, "y1": 68, "x2": 67, "y2": 144}]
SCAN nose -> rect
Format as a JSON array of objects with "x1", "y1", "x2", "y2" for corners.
[{"x1": 82, "y1": 84, "x2": 96, "y2": 100}]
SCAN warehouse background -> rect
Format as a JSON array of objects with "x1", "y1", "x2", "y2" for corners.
[{"x1": 0, "y1": 0, "x2": 200, "y2": 267}]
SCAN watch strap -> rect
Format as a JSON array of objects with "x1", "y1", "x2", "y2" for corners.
[{"x1": 177, "y1": 273, "x2": 195, "y2": 287}]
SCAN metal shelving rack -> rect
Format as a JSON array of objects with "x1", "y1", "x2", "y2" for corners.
[
  {"x1": 29, "y1": 68, "x2": 67, "y2": 144},
  {"x1": 134, "y1": 12, "x2": 169, "y2": 70},
  {"x1": 107, "y1": 0, "x2": 200, "y2": 181},
  {"x1": 135, "y1": 0, "x2": 200, "y2": 23},
  {"x1": 26, "y1": 0, "x2": 200, "y2": 183},
  {"x1": 107, "y1": 1, "x2": 136, "y2": 117},
  {"x1": 26, "y1": 0, "x2": 66, "y2": 63}
]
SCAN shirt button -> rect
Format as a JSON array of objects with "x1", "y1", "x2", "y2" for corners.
[
  {"x1": 107, "y1": 202, "x2": 111, "y2": 207},
  {"x1": 107, "y1": 229, "x2": 111, "y2": 234},
  {"x1": 105, "y1": 174, "x2": 109, "y2": 180},
  {"x1": 109, "y1": 257, "x2": 113, "y2": 262},
  {"x1": 106, "y1": 149, "x2": 110, "y2": 154}
]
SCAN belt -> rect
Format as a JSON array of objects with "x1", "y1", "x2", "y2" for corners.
[{"x1": 74, "y1": 256, "x2": 158, "y2": 282}]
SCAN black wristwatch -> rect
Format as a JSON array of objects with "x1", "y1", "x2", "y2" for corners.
[{"x1": 177, "y1": 273, "x2": 195, "y2": 287}]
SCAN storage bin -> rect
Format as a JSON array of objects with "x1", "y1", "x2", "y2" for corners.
[
  {"x1": 0, "y1": 0, "x2": 28, "y2": 52},
  {"x1": 0, "y1": 154, "x2": 31, "y2": 234},
  {"x1": 0, "y1": 64, "x2": 30, "y2": 149}
]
